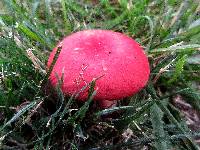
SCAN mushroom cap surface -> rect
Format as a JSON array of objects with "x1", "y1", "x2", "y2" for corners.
[{"x1": 47, "y1": 30, "x2": 150, "y2": 101}]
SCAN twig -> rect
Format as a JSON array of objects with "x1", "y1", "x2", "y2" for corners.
[{"x1": 153, "y1": 58, "x2": 176, "y2": 84}]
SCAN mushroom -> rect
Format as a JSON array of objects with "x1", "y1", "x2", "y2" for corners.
[{"x1": 47, "y1": 30, "x2": 150, "y2": 108}]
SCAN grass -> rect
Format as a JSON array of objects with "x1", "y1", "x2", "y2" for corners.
[{"x1": 0, "y1": 0, "x2": 200, "y2": 149}]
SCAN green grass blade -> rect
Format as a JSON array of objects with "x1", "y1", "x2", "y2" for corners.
[
  {"x1": 157, "y1": 101, "x2": 200, "y2": 150},
  {"x1": 150, "y1": 103, "x2": 168, "y2": 150},
  {"x1": 61, "y1": 0, "x2": 72, "y2": 34},
  {"x1": 150, "y1": 44, "x2": 200, "y2": 54},
  {"x1": 95, "y1": 106, "x2": 135, "y2": 117},
  {"x1": 168, "y1": 54, "x2": 188, "y2": 83},
  {"x1": 1, "y1": 101, "x2": 37, "y2": 129}
]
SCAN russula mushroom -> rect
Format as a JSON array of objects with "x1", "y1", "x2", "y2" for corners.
[{"x1": 47, "y1": 30, "x2": 150, "y2": 108}]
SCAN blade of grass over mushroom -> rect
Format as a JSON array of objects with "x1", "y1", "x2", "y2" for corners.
[
  {"x1": 67, "y1": 80, "x2": 97, "y2": 124},
  {"x1": 45, "y1": 45, "x2": 62, "y2": 80},
  {"x1": 49, "y1": 79, "x2": 99, "y2": 128},
  {"x1": 57, "y1": 79, "x2": 100, "y2": 125}
]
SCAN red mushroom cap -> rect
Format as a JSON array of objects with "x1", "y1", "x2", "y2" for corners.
[{"x1": 47, "y1": 30, "x2": 150, "y2": 104}]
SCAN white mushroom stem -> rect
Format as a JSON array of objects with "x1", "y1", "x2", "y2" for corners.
[{"x1": 98, "y1": 100, "x2": 117, "y2": 108}]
